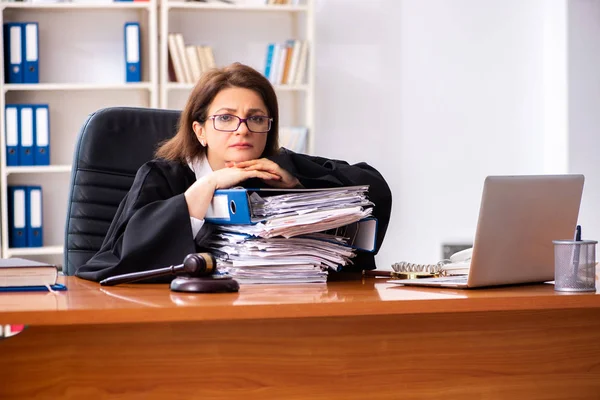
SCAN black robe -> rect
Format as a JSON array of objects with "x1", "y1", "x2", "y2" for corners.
[{"x1": 75, "y1": 148, "x2": 393, "y2": 282}]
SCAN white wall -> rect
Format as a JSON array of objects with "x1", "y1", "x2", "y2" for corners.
[
  {"x1": 567, "y1": 0, "x2": 600, "y2": 249},
  {"x1": 314, "y1": 0, "x2": 570, "y2": 269}
]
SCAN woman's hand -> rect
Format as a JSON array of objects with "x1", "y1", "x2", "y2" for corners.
[
  {"x1": 208, "y1": 166, "x2": 282, "y2": 190},
  {"x1": 184, "y1": 166, "x2": 280, "y2": 219},
  {"x1": 232, "y1": 158, "x2": 301, "y2": 189}
]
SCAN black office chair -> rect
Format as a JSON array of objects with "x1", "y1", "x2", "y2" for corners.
[{"x1": 63, "y1": 107, "x2": 181, "y2": 276}]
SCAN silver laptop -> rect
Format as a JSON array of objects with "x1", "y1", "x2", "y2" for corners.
[{"x1": 390, "y1": 174, "x2": 585, "y2": 289}]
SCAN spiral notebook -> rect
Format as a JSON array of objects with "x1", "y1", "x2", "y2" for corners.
[{"x1": 389, "y1": 174, "x2": 585, "y2": 289}]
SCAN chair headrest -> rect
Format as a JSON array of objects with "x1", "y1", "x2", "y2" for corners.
[{"x1": 74, "y1": 106, "x2": 181, "y2": 175}]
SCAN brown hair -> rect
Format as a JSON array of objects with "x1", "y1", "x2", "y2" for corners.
[{"x1": 155, "y1": 62, "x2": 280, "y2": 163}]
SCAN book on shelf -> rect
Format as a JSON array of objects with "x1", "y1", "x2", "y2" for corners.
[
  {"x1": 264, "y1": 39, "x2": 308, "y2": 85},
  {"x1": 167, "y1": 32, "x2": 216, "y2": 83},
  {"x1": 0, "y1": 258, "x2": 57, "y2": 288}
]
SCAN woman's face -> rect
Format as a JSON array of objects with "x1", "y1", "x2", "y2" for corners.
[{"x1": 193, "y1": 87, "x2": 270, "y2": 170}]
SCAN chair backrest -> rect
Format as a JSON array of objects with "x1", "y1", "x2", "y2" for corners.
[{"x1": 63, "y1": 106, "x2": 181, "y2": 276}]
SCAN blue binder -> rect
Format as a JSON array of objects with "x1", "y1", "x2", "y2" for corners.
[
  {"x1": 18, "y1": 105, "x2": 35, "y2": 166},
  {"x1": 3, "y1": 23, "x2": 23, "y2": 84},
  {"x1": 5, "y1": 104, "x2": 20, "y2": 166},
  {"x1": 33, "y1": 104, "x2": 50, "y2": 165},
  {"x1": 8, "y1": 186, "x2": 27, "y2": 248},
  {"x1": 26, "y1": 186, "x2": 43, "y2": 247},
  {"x1": 205, "y1": 188, "x2": 255, "y2": 224},
  {"x1": 22, "y1": 22, "x2": 39, "y2": 84},
  {"x1": 124, "y1": 22, "x2": 141, "y2": 83}
]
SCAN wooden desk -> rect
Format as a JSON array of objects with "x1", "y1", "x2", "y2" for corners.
[{"x1": 1, "y1": 275, "x2": 600, "y2": 399}]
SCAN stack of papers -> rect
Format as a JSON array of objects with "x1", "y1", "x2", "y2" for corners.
[
  {"x1": 250, "y1": 185, "x2": 372, "y2": 219},
  {"x1": 208, "y1": 232, "x2": 356, "y2": 284},
  {"x1": 218, "y1": 185, "x2": 373, "y2": 238},
  {"x1": 217, "y1": 206, "x2": 372, "y2": 238},
  {"x1": 207, "y1": 186, "x2": 374, "y2": 284}
]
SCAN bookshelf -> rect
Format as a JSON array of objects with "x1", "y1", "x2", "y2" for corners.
[
  {"x1": 0, "y1": 1, "x2": 159, "y2": 266},
  {"x1": 0, "y1": 0, "x2": 313, "y2": 268},
  {"x1": 158, "y1": 0, "x2": 315, "y2": 152}
]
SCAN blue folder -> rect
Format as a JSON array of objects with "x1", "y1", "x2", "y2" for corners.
[
  {"x1": 205, "y1": 188, "x2": 256, "y2": 225},
  {"x1": 124, "y1": 22, "x2": 141, "y2": 83},
  {"x1": 26, "y1": 186, "x2": 43, "y2": 247},
  {"x1": 3, "y1": 23, "x2": 23, "y2": 84},
  {"x1": 22, "y1": 22, "x2": 39, "y2": 84},
  {"x1": 18, "y1": 105, "x2": 35, "y2": 166},
  {"x1": 8, "y1": 186, "x2": 28, "y2": 248},
  {"x1": 33, "y1": 104, "x2": 50, "y2": 165},
  {"x1": 5, "y1": 104, "x2": 20, "y2": 166}
]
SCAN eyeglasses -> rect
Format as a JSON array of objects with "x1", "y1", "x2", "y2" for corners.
[{"x1": 207, "y1": 114, "x2": 273, "y2": 133}]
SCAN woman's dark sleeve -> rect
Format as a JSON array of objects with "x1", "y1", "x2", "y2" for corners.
[
  {"x1": 75, "y1": 162, "x2": 198, "y2": 283},
  {"x1": 268, "y1": 149, "x2": 393, "y2": 266}
]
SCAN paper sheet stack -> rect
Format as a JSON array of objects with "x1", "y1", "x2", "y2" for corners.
[{"x1": 207, "y1": 186, "x2": 373, "y2": 284}]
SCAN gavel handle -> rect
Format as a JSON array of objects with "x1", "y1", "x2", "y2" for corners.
[{"x1": 99, "y1": 264, "x2": 182, "y2": 286}]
